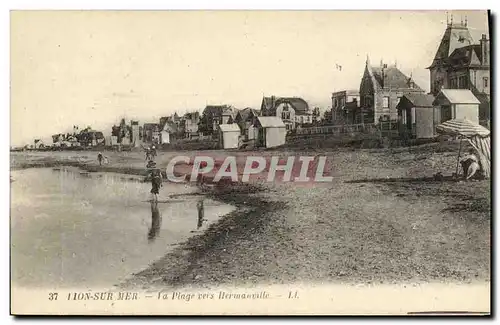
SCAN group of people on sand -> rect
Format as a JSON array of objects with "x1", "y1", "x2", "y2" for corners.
[{"x1": 145, "y1": 145, "x2": 157, "y2": 162}]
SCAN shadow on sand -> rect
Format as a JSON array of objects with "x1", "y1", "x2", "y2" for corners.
[
  {"x1": 345, "y1": 175, "x2": 460, "y2": 184},
  {"x1": 346, "y1": 175, "x2": 490, "y2": 215}
]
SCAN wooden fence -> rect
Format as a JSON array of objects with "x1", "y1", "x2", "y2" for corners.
[
  {"x1": 294, "y1": 123, "x2": 378, "y2": 136},
  {"x1": 293, "y1": 122, "x2": 401, "y2": 137}
]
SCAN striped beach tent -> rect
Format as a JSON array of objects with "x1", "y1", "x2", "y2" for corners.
[
  {"x1": 436, "y1": 119, "x2": 490, "y2": 138},
  {"x1": 436, "y1": 119, "x2": 490, "y2": 179}
]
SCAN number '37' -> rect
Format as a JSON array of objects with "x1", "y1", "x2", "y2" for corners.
[{"x1": 48, "y1": 292, "x2": 58, "y2": 301}]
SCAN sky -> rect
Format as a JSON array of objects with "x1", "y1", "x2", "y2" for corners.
[{"x1": 10, "y1": 10, "x2": 489, "y2": 146}]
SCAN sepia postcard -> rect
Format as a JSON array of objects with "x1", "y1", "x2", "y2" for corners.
[{"x1": 10, "y1": 10, "x2": 491, "y2": 315}]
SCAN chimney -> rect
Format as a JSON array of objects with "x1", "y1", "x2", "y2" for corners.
[
  {"x1": 380, "y1": 61, "x2": 388, "y2": 89},
  {"x1": 480, "y1": 34, "x2": 489, "y2": 65}
]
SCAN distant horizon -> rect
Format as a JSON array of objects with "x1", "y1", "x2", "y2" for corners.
[{"x1": 11, "y1": 10, "x2": 489, "y2": 146}]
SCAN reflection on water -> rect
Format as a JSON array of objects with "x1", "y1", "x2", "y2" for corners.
[
  {"x1": 148, "y1": 201, "x2": 162, "y2": 242},
  {"x1": 10, "y1": 167, "x2": 237, "y2": 288},
  {"x1": 197, "y1": 199, "x2": 205, "y2": 229}
]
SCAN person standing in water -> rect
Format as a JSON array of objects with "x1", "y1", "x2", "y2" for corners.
[{"x1": 150, "y1": 168, "x2": 163, "y2": 201}]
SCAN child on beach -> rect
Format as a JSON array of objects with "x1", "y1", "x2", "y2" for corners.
[
  {"x1": 97, "y1": 152, "x2": 103, "y2": 166},
  {"x1": 461, "y1": 149, "x2": 481, "y2": 180}
]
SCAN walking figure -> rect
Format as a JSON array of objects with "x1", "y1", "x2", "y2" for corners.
[
  {"x1": 145, "y1": 147, "x2": 153, "y2": 161},
  {"x1": 150, "y1": 168, "x2": 163, "y2": 202}
]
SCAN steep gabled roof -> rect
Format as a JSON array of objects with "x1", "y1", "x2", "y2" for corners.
[
  {"x1": 159, "y1": 117, "x2": 168, "y2": 131},
  {"x1": 370, "y1": 66, "x2": 424, "y2": 91},
  {"x1": 236, "y1": 107, "x2": 260, "y2": 122},
  {"x1": 261, "y1": 96, "x2": 310, "y2": 115},
  {"x1": 203, "y1": 105, "x2": 233, "y2": 117},
  {"x1": 428, "y1": 23, "x2": 474, "y2": 69},
  {"x1": 162, "y1": 120, "x2": 178, "y2": 133}
]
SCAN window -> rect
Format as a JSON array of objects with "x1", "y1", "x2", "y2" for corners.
[
  {"x1": 383, "y1": 97, "x2": 389, "y2": 108},
  {"x1": 484, "y1": 77, "x2": 489, "y2": 88},
  {"x1": 333, "y1": 98, "x2": 338, "y2": 108},
  {"x1": 449, "y1": 78, "x2": 457, "y2": 89},
  {"x1": 402, "y1": 109, "x2": 407, "y2": 125},
  {"x1": 458, "y1": 76, "x2": 469, "y2": 89}
]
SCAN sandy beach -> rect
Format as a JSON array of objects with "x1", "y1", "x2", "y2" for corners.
[{"x1": 10, "y1": 143, "x2": 491, "y2": 290}]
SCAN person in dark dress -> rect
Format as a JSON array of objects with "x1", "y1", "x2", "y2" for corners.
[
  {"x1": 150, "y1": 168, "x2": 163, "y2": 201},
  {"x1": 145, "y1": 147, "x2": 152, "y2": 161},
  {"x1": 97, "y1": 152, "x2": 103, "y2": 166}
]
